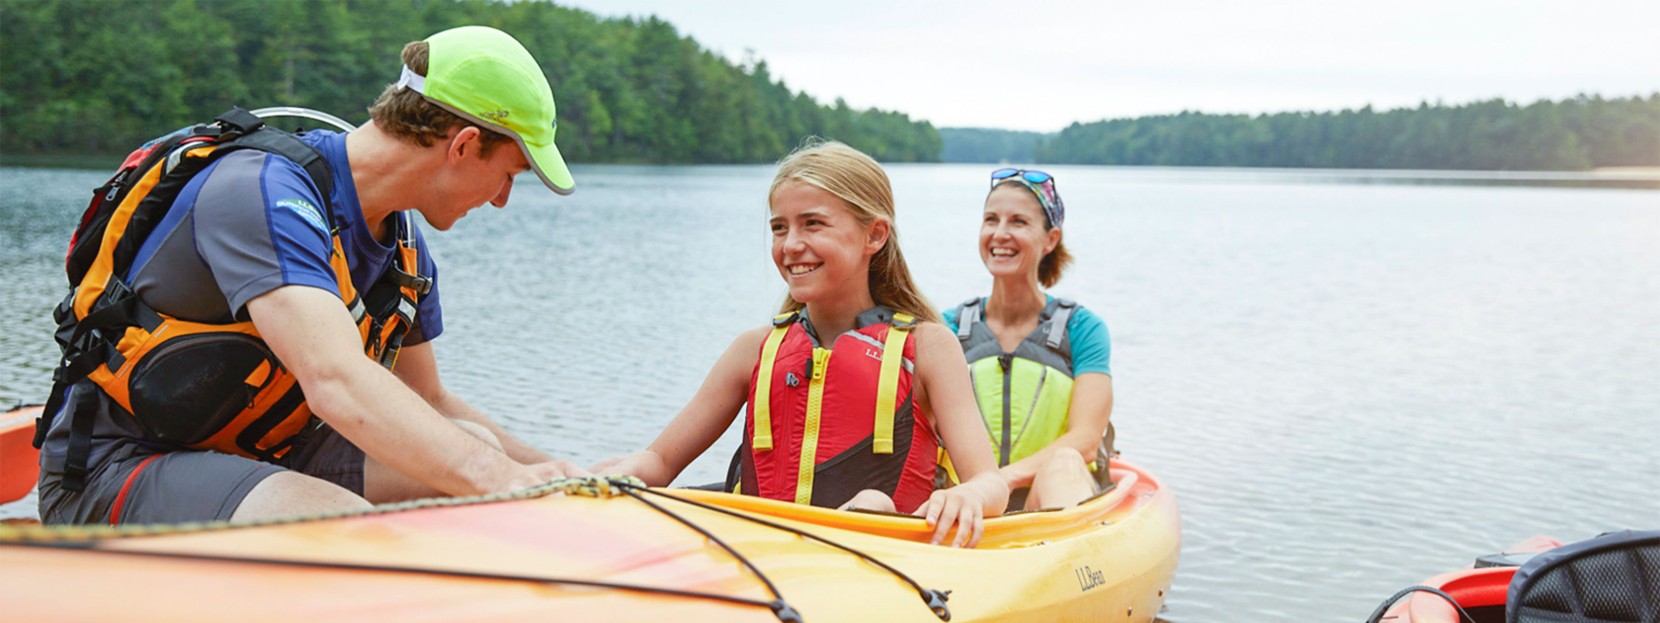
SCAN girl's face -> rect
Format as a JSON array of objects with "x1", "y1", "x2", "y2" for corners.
[
  {"x1": 980, "y1": 184, "x2": 1059, "y2": 281},
  {"x1": 770, "y1": 182, "x2": 886, "y2": 304}
]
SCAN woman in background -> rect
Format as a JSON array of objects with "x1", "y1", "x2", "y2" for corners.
[{"x1": 944, "y1": 168, "x2": 1115, "y2": 511}]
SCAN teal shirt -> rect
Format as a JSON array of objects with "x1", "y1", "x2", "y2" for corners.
[{"x1": 942, "y1": 296, "x2": 1112, "y2": 376}]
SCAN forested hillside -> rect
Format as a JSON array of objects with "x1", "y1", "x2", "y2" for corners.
[
  {"x1": 938, "y1": 128, "x2": 1051, "y2": 163},
  {"x1": 0, "y1": 0, "x2": 941, "y2": 163},
  {"x1": 4, "y1": 0, "x2": 1651, "y2": 171},
  {"x1": 1034, "y1": 96, "x2": 1660, "y2": 171}
]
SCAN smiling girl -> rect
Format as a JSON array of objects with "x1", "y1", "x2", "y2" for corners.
[{"x1": 596, "y1": 140, "x2": 1008, "y2": 547}]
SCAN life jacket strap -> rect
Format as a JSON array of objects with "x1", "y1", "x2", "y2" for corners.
[
  {"x1": 955, "y1": 297, "x2": 982, "y2": 340},
  {"x1": 63, "y1": 389, "x2": 97, "y2": 492},
  {"x1": 1045, "y1": 298, "x2": 1077, "y2": 349},
  {"x1": 388, "y1": 213, "x2": 431, "y2": 296},
  {"x1": 872, "y1": 312, "x2": 915, "y2": 454},
  {"x1": 751, "y1": 313, "x2": 796, "y2": 451},
  {"x1": 934, "y1": 446, "x2": 960, "y2": 489},
  {"x1": 212, "y1": 108, "x2": 266, "y2": 135}
]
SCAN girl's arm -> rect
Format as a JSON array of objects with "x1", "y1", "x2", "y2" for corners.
[
  {"x1": 591, "y1": 325, "x2": 769, "y2": 486},
  {"x1": 997, "y1": 372, "x2": 1113, "y2": 490},
  {"x1": 911, "y1": 322, "x2": 1011, "y2": 547}
]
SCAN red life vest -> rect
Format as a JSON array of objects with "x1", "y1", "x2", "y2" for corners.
[{"x1": 737, "y1": 308, "x2": 941, "y2": 513}]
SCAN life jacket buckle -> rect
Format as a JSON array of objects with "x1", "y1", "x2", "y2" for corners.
[
  {"x1": 389, "y1": 267, "x2": 432, "y2": 295},
  {"x1": 212, "y1": 107, "x2": 267, "y2": 136}
]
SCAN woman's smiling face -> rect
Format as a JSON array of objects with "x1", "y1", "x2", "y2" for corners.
[{"x1": 980, "y1": 183, "x2": 1059, "y2": 280}]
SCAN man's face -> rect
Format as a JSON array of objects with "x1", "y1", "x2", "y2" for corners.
[{"x1": 422, "y1": 132, "x2": 530, "y2": 231}]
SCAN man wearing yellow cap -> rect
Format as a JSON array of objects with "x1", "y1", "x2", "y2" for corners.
[{"x1": 36, "y1": 26, "x2": 585, "y2": 524}]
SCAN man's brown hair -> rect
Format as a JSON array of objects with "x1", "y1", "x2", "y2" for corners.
[{"x1": 367, "y1": 41, "x2": 513, "y2": 155}]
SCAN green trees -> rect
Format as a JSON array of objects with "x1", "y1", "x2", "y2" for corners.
[
  {"x1": 1032, "y1": 96, "x2": 1659, "y2": 171},
  {"x1": 7, "y1": 0, "x2": 1651, "y2": 171},
  {"x1": 937, "y1": 128, "x2": 1050, "y2": 163},
  {"x1": 0, "y1": 0, "x2": 940, "y2": 163}
]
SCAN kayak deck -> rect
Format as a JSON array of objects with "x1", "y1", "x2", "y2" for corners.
[{"x1": 0, "y1": 460, "x2": 1180, "y2": 622}]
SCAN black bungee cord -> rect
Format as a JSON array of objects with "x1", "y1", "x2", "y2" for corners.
[
  {"x1": 1363, "y1": 585, "x2": 1479, "y2": 623},
  {"x1": 622, "y1": 483, "x2": 952, "y2": 621}
]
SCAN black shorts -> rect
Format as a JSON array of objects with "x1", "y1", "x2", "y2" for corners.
[{"x1": 38, "y1": 422, "x2": 364, "y2": 525}]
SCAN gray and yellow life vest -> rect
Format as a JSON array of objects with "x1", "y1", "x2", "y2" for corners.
[{"x1": 954, "y1": 297, "x2": 1079, "y2": 467}]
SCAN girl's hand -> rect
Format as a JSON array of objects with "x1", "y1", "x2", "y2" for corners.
[
  {"x1": 913, "y1": 487, "x2": 988, "y2": 548},
  {"x1": 589, "y1": 451, "x2": 664, "y2": 483}
]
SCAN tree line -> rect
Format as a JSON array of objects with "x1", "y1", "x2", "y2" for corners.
[
  {"x1": 1032, "y1": 95, "x2": 1660, "y2": 171},
  {"x1": 0, "y1": 0, "x2": 941, "y2": 164},
  {"x1": 938, "y1": 128, "x2": 1051, "y2": 164}
]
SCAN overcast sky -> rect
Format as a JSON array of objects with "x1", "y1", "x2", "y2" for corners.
[{"x1": 553, "y1": 0, "x2": 1659, "y2": 133}]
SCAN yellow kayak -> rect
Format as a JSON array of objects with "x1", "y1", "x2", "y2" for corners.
[{"x1": 0, "y1": 459, "x2": 1179, "y2": 622}]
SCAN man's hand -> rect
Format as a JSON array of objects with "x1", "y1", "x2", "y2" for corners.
[{"x1": 498, "y1": 459, "x2": 592, "y2": 493}]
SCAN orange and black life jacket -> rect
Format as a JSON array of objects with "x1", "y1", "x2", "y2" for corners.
[
  {"x1": 35, "y1": 108, "x2": 429, "y2": 491},
  {"x1": 731, "y1": 308, "x2": 943, "y2": 513}
]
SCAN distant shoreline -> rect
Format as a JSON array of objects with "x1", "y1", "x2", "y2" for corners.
[
  {"x1": 1592, "y1": 166, "x2": 1660, "y2": 178},
  {"x1": 4, "y1": 152, "x2": 1658, "y2": 192}
]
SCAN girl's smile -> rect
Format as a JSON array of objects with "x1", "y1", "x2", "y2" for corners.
[{"x1": 769, "y1": 182, "x2": 881, "y2": 303}]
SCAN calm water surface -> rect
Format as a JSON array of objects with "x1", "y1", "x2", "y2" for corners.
[{"x1": 2, "y1": 163, "x2": 1657, "y2": 621}]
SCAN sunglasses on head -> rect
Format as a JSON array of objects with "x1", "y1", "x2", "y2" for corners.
[{"x1": 990, "y1": 168, "x2": 1053, "y2": 186}]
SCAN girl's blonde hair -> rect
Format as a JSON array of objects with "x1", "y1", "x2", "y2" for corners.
[{"x1": 769, "y1": 139, "x2": 939, "y2": 323}]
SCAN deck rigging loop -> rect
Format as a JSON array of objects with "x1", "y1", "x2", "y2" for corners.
[
  {"x1": 1362, "y1": 585, "x2": 1478, "y2": 623},
  {"x1": 624, "y1": 483, "x2": 954, "y2": 622}
]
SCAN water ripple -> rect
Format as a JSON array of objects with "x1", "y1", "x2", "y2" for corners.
[{"x1": 4, "y1": 165, "x2": 1658, "y2": 620}]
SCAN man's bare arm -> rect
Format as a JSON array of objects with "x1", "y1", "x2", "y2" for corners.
[
  {"x1": 247, "y1": 285, "x2": 573, "y2": 495},
  {"x1": 394, "y1": 341, "x2": 553, "y2": 463}
]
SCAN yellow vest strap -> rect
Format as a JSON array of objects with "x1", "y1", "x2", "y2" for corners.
[
  {"x1": 873, "y1": 312, "x2": 914, "y2": 454},
  {"x1": 751, "y1": 315, "x2": 794, "y2": 451},
  {"x1": 937, "y1": 446, "x2": 960, "y2": 487}
]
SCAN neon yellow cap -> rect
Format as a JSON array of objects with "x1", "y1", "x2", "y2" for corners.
[{"x1": 400, "y1": 26, "x2": 574, "y2": 195}]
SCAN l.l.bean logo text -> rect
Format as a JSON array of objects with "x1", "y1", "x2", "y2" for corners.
[{"x1": 1074, "y1": 565, "x2": 1105, "y2": 592}]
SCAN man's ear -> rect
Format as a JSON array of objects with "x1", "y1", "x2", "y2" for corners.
[{"x1": 447, "y1": 126, "x2": 482, "y2": 162}]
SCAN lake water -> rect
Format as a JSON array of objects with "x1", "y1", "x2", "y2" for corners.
[{"x1": 2, "y1": 163, "x2": 1657, "y2": 621}]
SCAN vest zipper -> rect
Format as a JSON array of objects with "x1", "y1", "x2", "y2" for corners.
[
  {"x1": 796, "y1": 347, "x2": 832, "y2": 504},
  {"x1": 998, "y1": 353, "x2": 1014, "y2": 467}
]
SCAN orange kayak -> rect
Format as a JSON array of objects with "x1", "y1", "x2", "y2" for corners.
[
  {"x1": 1, "y1": 405, "x2": 41, "y2": 505},
  {"x1": 0, "y1": 459, "x2": 1181, "y2": 622},
  {"x1": 1371, "y1": 535, "x2": 1562, "y2": 623}
]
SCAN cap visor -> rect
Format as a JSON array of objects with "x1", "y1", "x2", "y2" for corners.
[{"x1": 525, "y1": 139, "x2": 574, "y2": 195}]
